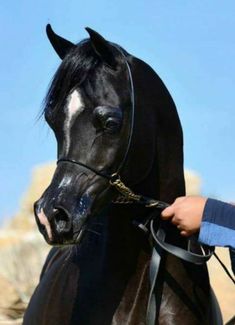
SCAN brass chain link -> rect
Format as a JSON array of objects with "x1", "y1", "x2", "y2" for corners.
[{"x1": 109, "y1": 174, "x2": 141, "y2": 202}]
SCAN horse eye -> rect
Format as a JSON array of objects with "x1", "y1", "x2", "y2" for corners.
[
  {"x1": 93, "y1": 106, "x2": 123, "y2": 133},
  {"x1": 104, "y1": 118, "x2": 121, "y2": 133}
]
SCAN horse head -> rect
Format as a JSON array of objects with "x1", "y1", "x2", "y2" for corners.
[{"x1": 34, "y1": 25, "x2": 185, "y2": 245}]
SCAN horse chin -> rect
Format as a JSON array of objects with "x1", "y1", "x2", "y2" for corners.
[
  {"x1": 62, "y1": 228, "x2": 86, "y2": 246},
  {"x1": 69, "y1": 224, "x2": 87, "y2": 245},
  {"x1": 37, "y1": 211, "x2": 88, "y2": 246}
]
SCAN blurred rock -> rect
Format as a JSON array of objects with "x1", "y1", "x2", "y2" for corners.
[
  {"x1": 184, "y1": 169, "x2": 201, "y2": 195},
  {"x1": 9, "y1": 162, "x2": 56, "y2": 231},
  {"x1": 0, "y1": 275, "x2": 19, "y2": 311},
  {"x1": 0, "y1": 163, "x2": 56, "y2": 322}
]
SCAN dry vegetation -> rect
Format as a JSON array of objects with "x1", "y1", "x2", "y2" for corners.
[{"x1": 0, "y1": 163, "x2": 234, "y2": 324}]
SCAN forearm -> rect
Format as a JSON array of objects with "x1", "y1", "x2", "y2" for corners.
[{"x1": 199, "y1": 198, "x2": 235, "y2": 248}]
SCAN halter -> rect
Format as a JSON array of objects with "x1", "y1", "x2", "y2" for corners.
[{"x1": 57, "y1": 46, "x2": 166, "y2": 208}]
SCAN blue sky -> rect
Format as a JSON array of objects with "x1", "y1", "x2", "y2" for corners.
[{"x1": 1, "y1": 1, "x2": 235, "y2": 221}]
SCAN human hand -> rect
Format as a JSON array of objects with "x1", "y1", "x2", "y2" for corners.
[{"x1": 161, "y1": 196, "x2": 207, "y2": 237}]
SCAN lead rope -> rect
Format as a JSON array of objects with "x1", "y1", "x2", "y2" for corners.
[{"x1": 213, "y1": 252, "x2": 235, "y2": 285}]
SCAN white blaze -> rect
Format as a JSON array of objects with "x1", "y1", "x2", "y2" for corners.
[{"x1": 64, "y1": 89, "x2": 84, "y2": 154}]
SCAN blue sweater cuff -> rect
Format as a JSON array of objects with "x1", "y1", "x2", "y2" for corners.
[{"x1": 199, "y1": 199, "x2": 235, "y2": 248}]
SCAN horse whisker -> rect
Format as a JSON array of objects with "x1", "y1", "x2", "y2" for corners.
[{"x1": 86, "y1": 229, "x2": 101, "y2": 236}]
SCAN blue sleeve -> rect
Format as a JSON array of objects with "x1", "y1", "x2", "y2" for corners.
[{"x1": 198, "y1": 198, "x2": 235, "y2": 248}]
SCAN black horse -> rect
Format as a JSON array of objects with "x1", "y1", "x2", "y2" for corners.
[{"x1": 23, "y1": 25, "x2": 222, "y2": 325}]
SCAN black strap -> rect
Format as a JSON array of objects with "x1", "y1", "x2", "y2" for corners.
[
  {"x1": 146, "y1": 248, "x2": 207, "y2": 324},
  {"x1": 146, "y1": 247, "x2": 164, "y2": 325},
  {"x1": 213, "y1": 251, "x2": 235, "y2": 284},
  {"x1": 150, "y1": 219, "x2": 214, "y2": 265},
  {"x1": 57, "y1": 158, "x2": 111, "y2": 179},
  {"x1": 225, "y1": 315, "x2": 235, "y2": 325}
]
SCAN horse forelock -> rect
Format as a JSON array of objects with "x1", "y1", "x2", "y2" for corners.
[
  {"x1": 42, "y1": 39, "x2": 98, "y2": 119},
  {"x1": 42, "y1": 40, "x2": 128, "y2": 120}
]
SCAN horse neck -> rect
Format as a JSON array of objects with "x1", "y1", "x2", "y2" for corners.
[
  {"x1": 71, "y1": 146, "x2": 161, "y2": 303},
  {"x1": 73, "y1": 57, "x2": 187, "y2": 321}
]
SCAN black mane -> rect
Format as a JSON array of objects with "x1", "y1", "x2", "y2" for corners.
[{"x1": 43, "y1": 39, "x2": 99, "y2": 116}]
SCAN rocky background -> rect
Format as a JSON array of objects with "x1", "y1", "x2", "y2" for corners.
[{"x1": 0, "y1": 164, "x2": 234, "y2": 324}]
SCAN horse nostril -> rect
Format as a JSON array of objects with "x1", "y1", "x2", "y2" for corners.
[{"x1": 53, "y1": 208, "x2": 72, "y2": 234}]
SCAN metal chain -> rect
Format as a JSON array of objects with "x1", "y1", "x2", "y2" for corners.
[{"x1": 109, "y1": 174, "x2": 142, "y2": 202}]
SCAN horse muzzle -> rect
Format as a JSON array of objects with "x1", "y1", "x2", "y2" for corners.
[{"x1": 34, "y1": 192, "x2": 94, "y2": 245}]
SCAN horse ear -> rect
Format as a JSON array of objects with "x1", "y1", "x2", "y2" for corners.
[
  {"x1": 46, "y1": 24, "x2": 76, "y2": 60},
  {"x1": 85, "y1": 27, "x2": 117, "y2": 69}
]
